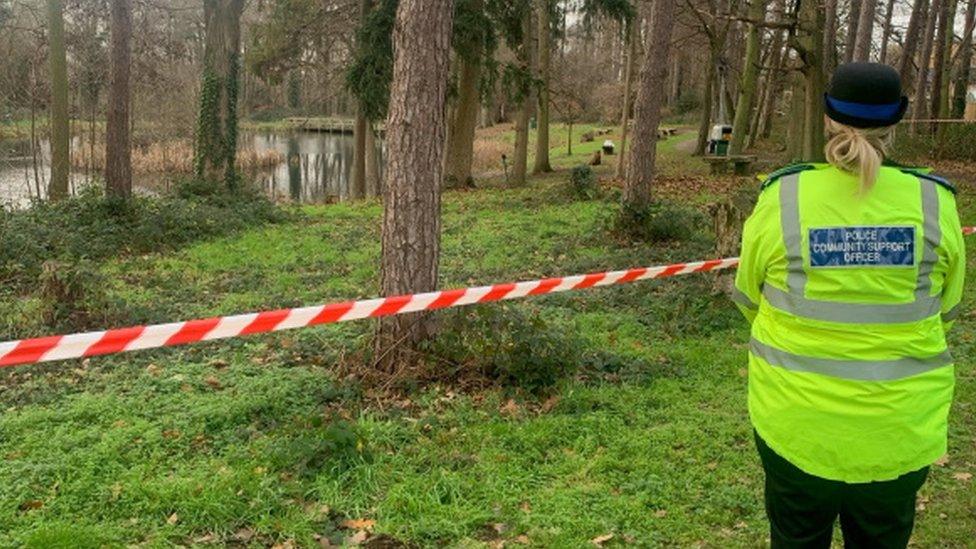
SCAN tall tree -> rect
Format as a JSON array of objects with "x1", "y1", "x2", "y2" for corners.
[
  {"x1": 898, "y1": 0, "x2": 928, "y2": 93},
  {"x1": 824, "y1": 0, "x2": 840, "y2": 71},
  {"x1": 878, "y1": 0, "x2": 896, "y2": 63},
  {"x1": 791, "y1": 0, "x2": 827, "y2": 160},
  {"x1": 351, "y1": 0, "x2": 373, "y2": 200},
  {"x1": 512, "y1": 8, "x2": 535, "y2": 186},
  {"x1": 912, "y1": 0, "x2": 941, "y2": 127},
  {"x1": 532, "y1": 0, "x2": 553, "y2": 174},
  {"x1": 844, "y1": 0, "x2": 862, "y2": 63},
  {"x1": 952, "y1": 0, "x2": 976, "y2": 118},
  {"x1": 852, "y1": 0, "x2": 877, "y2": 61},
  {"x1": 194, "y1": 0, "x2": 245, "y2": 189},
  {"x1": 688, "y1": 0, "x2": 733, "y2": 156},
  {"x1": 623, "y1": 0, "x2": 674, "y2": 210},
  {"x1": 616, "y1": 17, "x2": 638, "y2": 178},
  {"x1": 729, "y1": 0, "x2": 765, "y2": 155},
  {"x1": 105, "y1": 0, "x2": 132, "y2": 199},
  {"x1": 930, "y1": 0, "x2": 958, "y2": 125},
  {"x1": 46, "y1": 0, "x2": 69, "y2": 201},
  {"x1": 445, "y1": 0, "x2": 494, "y2": 189},
  {"x1": 375, "y1": 0, "x2": 453, "y2": 371}
]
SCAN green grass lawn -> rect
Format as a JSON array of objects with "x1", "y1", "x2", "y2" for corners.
[{"x1": 0, "y1": 135, "x2": 974, "y2": 547}]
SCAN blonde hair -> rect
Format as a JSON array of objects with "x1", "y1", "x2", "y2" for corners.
[{"x1": 824, "y1": 118, "x2": 895, "y2": 193}]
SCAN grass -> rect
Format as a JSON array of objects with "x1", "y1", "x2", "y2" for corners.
[{"x1": 0, "y1": 128, "x2": 974, "y2": 547}]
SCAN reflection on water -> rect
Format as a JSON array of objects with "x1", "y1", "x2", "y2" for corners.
[
  {"x1": 249, "y1": 132, "x2": 384, "y2": 204},
  {"x1": 0, "y1": 130, "x2": 382, "y2": 209}
]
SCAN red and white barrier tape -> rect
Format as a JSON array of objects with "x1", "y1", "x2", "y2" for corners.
[
  {"x1": 0, "y1": 258, "x2": 740, "y2": 368},
  {"x1": 1, "y1": 226, "x2": 973, "y2": 369}
]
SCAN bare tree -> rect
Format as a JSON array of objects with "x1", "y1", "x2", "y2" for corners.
[
  {"x1": 852, "y1": 0, "x2": 877, "y2": 61},
  {"x1": 729, "y1": 0, "x2": 765, "y2": 155},
  {"x1": 898, "y1": 0, "x2": 929, "y2": 93},
  {"x1": 878, "y1": 0, "x2": 896, "y2": 63},
  {"x1": 952, "y1": 0, "x2": 976, "y2": 117},
  {"x1": 616, "y1": 18, "x2": 639, "y2": 178},
  {"x1": 929, "y1": 0, "x2": 958, "y2": 126},
  {"x1": 351, "y1": 0, "x2": 372, "y2": 200},
  {"x1": 844, "y1": 0, "x2": 862, "y2": 63},
  {"x1": 46, "y1": 0, "x2": 70, "y2": 201},
  {"x1": 512, "y1": 9, "x2": 535, "y2": 186},
  {"x1": 375, "y1": 0, "x2": 453, "y2": 371},
  {"x1": 624, "y1": 0, "x2": 675, "y2": 210},
  {"x1": 912, "y1": 0, "x2": 941, "y2": 127},
  {"x1": 444, "y1": 0, "x2": 484, "y2": 189},
  {"x1": 105, "y1": 0, "x2": 132, "y2": 199}
]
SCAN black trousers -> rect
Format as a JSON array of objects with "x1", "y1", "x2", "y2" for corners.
[{"x1": 755, "y1": 433, "x2": 929, "y2": 549}]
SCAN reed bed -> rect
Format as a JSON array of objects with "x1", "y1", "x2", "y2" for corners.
[{"x1": 70, "y1": 140, "x2": 284, "y2": 174}]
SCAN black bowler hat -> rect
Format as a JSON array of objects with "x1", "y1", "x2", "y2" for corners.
[{"x1": 824, "y1": 62, "x2": 909, "y2": 128}]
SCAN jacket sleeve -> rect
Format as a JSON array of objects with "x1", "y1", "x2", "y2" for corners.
[
  {"x1": 939, "y1": 192, "x2": 966, "y2": 332},
  {"x1": 733, "y1": 189, "x2": 779, "y2": 324}
]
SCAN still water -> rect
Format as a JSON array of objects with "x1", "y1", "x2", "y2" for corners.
[{"x1": 0, "y1": 131, "x2": 382, "y2": 209}]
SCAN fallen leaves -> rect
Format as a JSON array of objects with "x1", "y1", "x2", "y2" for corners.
[
  {"x1": 499, "y1": 399, "x2": 519, "y2": 416},
  {"x1": 591, "y1": 533, "x2": 614, "y2": 546},
  {"x1": 18, "y1": 500, "x2": 43, "y2": 511},
  {"x1": 341, "y1": 518, "x2": 376, "y2": 531},
  {"x1": 166, "y1": 512, "x2": 179, "y2": 525},
  {"x1": 952, "y1": 472, "x2": 972, "y2": 482}
]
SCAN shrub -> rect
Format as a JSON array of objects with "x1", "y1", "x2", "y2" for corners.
[
  {"x1": 0, "y1": 184, "x2": 288, "y2": 294},
  {"x1": 569, "y1": 165, "x2": 599, "y2": 199},
  {"x1": 891, "y1": 123, "x2": 976, "y2": 163},
  {"x1": 426, "y1": 305, "x2": 583, "y2": 394},
  {"x1": 614, "y1": 201, "x2": 703, "y2": 242}
]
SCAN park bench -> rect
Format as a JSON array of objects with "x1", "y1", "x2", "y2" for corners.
[{"x1": 703, "y1": 155, "x2": 756, "y2": 176}]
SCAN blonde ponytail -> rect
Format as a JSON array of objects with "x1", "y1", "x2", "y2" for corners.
[{"x1": 824, "y1": 118, "x2": 894, "y2": 193}]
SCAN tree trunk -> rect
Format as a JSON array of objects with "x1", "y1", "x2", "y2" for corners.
[
  {"x1": 824, "y1": 0, "x2": 840, "y2": 71},
  {"x1": 787, "y1": 75, "x2": 805, "y2": 160},
  {"x1": 616, "y1": 19, "x2": 638, "y2": 178},
  {"x1": 46, "y1": 0, "x2": 70, "y2": 201},
  {"x1": 729, "y1": 0, "x2": 764, "y2": 155},
  {"x1": 351, "y1": 0, "x2": 372, "y2": 199},
  {"x1": 512, "y1": 9, "x2": 535, "y2": 185},
  {"x1": 952, "y1": 0, "x2": 976, "y2": 118},
  {"x1": 878, "y1": 0, "x2": 896, "y2": 63},
  {"x1": 445, "y1": 0, "x2": 484, "y2": 189},
  {"x1": 533, "y1": 0, "x2": 552, "y2": 174},
  {"x1": 912, "y1": 0, "x2": 941, "y2": 128},
  {"x1": 105, "y1": 0, "x2": 132, "y2": 199},
  {"x1": 695, "y1": 51, "x2": 717, "y2": 156},
  {"x1": 899, "y1": 0, "x2": 929, "y2": 93},
  {"x1": 366, "y1": 122, "x2": 380, "y2": 196},
  {"x1": 623, "y1": 0, "x2": 674, "y2": 209},
  {"x1": 375, "y1": 0, "x2": 453, "y2": 372},
  {"x1": 931, "y1": 0, "x2": 958, "y2": 127},
  {"x1": 796, "y1": 0, "x2": 827, "y2": 161},
  {"x1": 852, "y1": 0, "x2": 877, "y2": 61},
  {"x1": 844, "y1": 0, "x2": 862, "y2": 63},
  {"x1": 194, "y1": 0, "x2": 245, "y2": 190}
]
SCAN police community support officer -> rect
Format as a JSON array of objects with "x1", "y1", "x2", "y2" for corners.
[{"x1": 734, "y1": 62, "x2": 966, "y2": 548}]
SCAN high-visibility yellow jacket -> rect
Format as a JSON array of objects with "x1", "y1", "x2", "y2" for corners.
[{"x1": 734, "y1": 163, "x2": 966, "y2": 483}]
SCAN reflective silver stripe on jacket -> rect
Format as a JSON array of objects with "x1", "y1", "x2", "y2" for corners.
[
  {"x1": 750, "y1": 338, "x2": 953, "y2": 381},
  {"x1": 731, "y1": 287, "x2": 759, "y2": 310},
  {"x1": 762, "y1": 173, "x2": 943, "y2": 324}
]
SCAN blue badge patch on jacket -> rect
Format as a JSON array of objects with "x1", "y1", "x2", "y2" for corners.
[{"x1": 809, "y1": 226, "x2": 916, "y2": 268}]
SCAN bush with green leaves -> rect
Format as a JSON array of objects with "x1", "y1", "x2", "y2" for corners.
[
  {"x1": 426, "y1": 305, "x2": 584, "y2": 394},
  {"x1": 614, "y1": 201, "x2": 703, "y2": 242},
  {"x1": 569, "y1": 165, "x2": 599, "y2": 200}
]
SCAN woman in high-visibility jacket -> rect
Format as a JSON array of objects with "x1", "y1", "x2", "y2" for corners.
[{"x1": 734, "y1": 62, "x2": 966, "y2": 549}]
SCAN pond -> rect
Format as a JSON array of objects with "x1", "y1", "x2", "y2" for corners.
[{"x1": 0, "y1": 130, "x2": 384, "y2": 209}]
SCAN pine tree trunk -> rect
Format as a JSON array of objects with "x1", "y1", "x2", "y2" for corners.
[
  {"x1": 878, "y1": 0, "x2": 896, "y2": 63},
  {"x1": 623, "y1": 0, "x2": 674, "y2": 210},
  {"x1": 194, "y1": 0, "x2": 244, "y2": 190},
  {"x1": 729, "y1": 0, "x2": 764, "y2": 156},
  {"x1": 952, "y1": 0, "x2": 976, "y2": 118},
  {"x1": 375, "y1": 0, "x2": 453, "y2": 372},
  {"x1": 105, "y1": 0, "x2": 132, "y2": 199},
  {"x1": 512, "y1": 10, "x2": 535, "y2": 186},
  {"x1": 616, "y1": 20, "x2": 638, "y2": 178},
  {"x1": 445, "y1": 55, "x2": 482, "y2": 188},
  {"x1": 899, "y1": 0, "x2": 929, "y2": 93},
  {"x1": 366, "y1": 122, "x2": 381, "y2": 196},
  {"x1": 844, "y1": 0, "x2": 862, "y2": 63},
  {"x1": 912, "y1": 0, "x2": 941, "y2": 128},
  {"x1": 852, "y1": 0, "x2": 877, "y2": 61},
  {"x1": 532, "y1": 0, "x2": 552, "y2": 174},
  {"x1": 46, "y1": 0, "x2": 70, "y2": 201}
]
